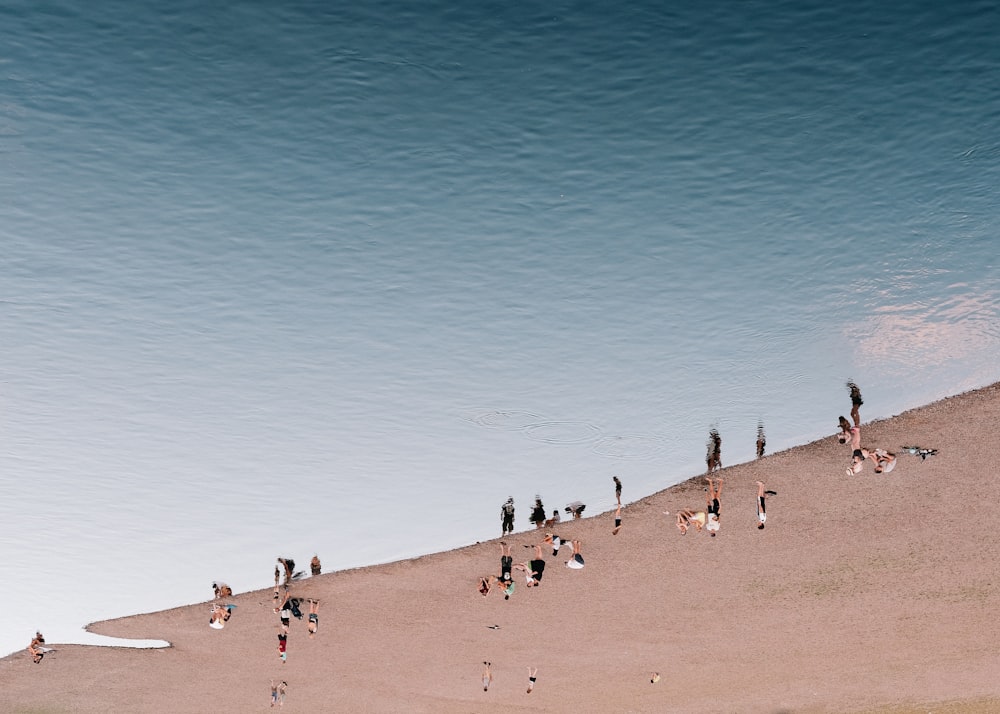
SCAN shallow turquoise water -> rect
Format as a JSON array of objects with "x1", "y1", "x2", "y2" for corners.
[{"x1": 2, "y1": 0, "x2": 999, "y2": 655}]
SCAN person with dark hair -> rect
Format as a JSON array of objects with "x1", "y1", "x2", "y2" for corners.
[
  {"x1": 612, "y1": 503, "x2": 623, "y2": 535},
  {"x1": 868, "y1": 448, "x2": 897, "y2": 474},
  {"x1": 212, "y1": 581, "x2": 233, "y2": 599},
  {"x1": 28, "y1": 632, "x2": 48, "y2": 664},
  {"x1": 756, "y1": 422, "x2": 766, "y2": 458},
  {"x1": 847, "y1": 381, "x2": 863, "y2": 427},
  {"x1": 756, "y1": 481, "x2": 768, "y2": 529},
  {"x1": 482, "y1": 662, "x2": 493, "y2": 691},
  {"x1": 544, "y1": 509, "x2": 561, "y2": 527},
  {"x1": 705, "y1": 477, "x2": 722, "y2": 536},
  {"x1": 530, "y1": 496, "x2": 546, "y2": 529},
  {"x1": 501, "y1": 498, "x2": 515, "y2": 535},
  {"x1": 277, "y1": 557, "x2": 295, "y2": 586},
  {"x1": 515, "y1": 544, "x2": 547, "y2": 586},
  {"x1": 526, "y1": 666, "x2": 538, "y2": 694},
  {"x1": 613, "y1": 476, "x2": 622, "y2": 504},
  {"x1": 837, "y1": 416, "x2": 853, "y2": 444},
  {"x1": 675, "y1": 508, "x2": 706, "y2": 535},
  {"x1": 499, "y1": 542, "x2": 514, "y2": 586},
  {"x1": 310, "y1": 554, "x2": 321, "y2": 576}
]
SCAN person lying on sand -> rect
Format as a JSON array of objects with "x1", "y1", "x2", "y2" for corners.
[
  {"x1": 868, "y1": 448, "x2": 897, "y2": 474},
  {"x1": 515, "y1": 545, "x2": 546, "y2": 586},
  {"x1": 676, "y1": 509, "x2": 706, "y2": 534}
]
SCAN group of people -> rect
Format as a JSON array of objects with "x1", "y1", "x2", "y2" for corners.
[
  {"x1": 503, "y1": 495, "x2": 590, "y2": 535},
  {"x1": 838, "y1": 382, "x2": 900, "y2": 476}
]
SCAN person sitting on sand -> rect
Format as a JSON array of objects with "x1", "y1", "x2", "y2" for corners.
[
  {"x1": 544, "y1": 509, "x2": 561, "y2": 527},
  {"x1": 28, "y1": 632, "x2": 47, "y2": 664},
  {"x1": 565, "y1": 539, "x2": 585, "y2": 569},
  {"x1": 543, "y1": 532, "x2": 565, "y2": 556},
  {"x1": 706, "y1": 477, "x2": 722, "y2": 536},
  {"x1": 213, "y1": 581, "x2": 233, "y2": 599},
  {"x1": 310, "y1": 554, "x2": 322, "y2": 576},
  {"x1": 307, "y1": 599, "x2": 319, "y2": 638},
  {"x1": 848, "y1": 447, "x2": 870, "y2": 475},
  {"x1": 209, "y1": 603, "x2": 235, "y2": 629},
  {"x1": 756, "y1": 481, "x2": 768, "y2": 529},
  {"x1": 515, "y1": 544, "x2": 547, "y2": 586},
  {"x1": 867, "y1": 448, "x2": 897, "y2": 474},
  {"x1": 837, "y1": 416, "x2": 853, "y2": 444},
  {"x1": 676, "y1": 509, "x2": 706, "y2": 534}
]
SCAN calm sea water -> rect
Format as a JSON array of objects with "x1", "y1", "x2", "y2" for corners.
[{"x1": 2, "y1": 0, "x2": 999, "y2": 656}]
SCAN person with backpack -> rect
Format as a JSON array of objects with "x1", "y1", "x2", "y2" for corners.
[{"x1": 501, "y1": 497, "x2": 515, "y2": 535}]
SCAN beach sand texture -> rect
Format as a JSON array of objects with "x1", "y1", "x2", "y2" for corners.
[{"x1": 4, "y1": 383, "x2": 1000, "y2": 713}]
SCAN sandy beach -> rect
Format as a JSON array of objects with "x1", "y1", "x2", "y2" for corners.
[{"x1": 5, "y1": 383, "x2": 1000, "y2": 713}]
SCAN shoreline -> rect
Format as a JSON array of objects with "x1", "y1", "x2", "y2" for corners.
[{"x1": 6, "y1": 382, "x2": 1000, "y2": 713}]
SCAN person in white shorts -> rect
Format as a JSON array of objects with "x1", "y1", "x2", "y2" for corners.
[{"x1": 756, "y1": 481, "x2": 767, "y2": 530}]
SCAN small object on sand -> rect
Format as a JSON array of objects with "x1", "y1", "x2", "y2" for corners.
[
  {"x1": 487, "y1": 624, "x2": 500, "y2": 630},
  {"x1": 651, "y1": 672, "x2": 661, "y2": 683}
]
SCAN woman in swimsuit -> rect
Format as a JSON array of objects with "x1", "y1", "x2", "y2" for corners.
[{"x1": 307, "y1": 599, "x2": 319, "y2": 638}]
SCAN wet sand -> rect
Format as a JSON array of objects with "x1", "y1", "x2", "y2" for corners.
[{"x1": 4, "y1": 383, "x2": 1000, "y2": 713}]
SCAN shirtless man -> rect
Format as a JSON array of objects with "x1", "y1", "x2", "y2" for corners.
[{"x1": 705, "y1": 477, "x2": 722, "y2": 536}]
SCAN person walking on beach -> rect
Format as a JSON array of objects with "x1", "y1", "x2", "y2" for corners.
[
  {"x1": 307, "y1": 599, "x2": 320, "y2": 638},
  {"x1": 565, "y1": 539, "x2": 585, "y2": 569},
  {"x1": 482, "y1": 662, "x2": 493, "y2": 691},
  {"x1": 756, "y1": 481, "x2": 768, "y2": 529},
  {"x1": 530, "y1": 496, "x2": 547, "y2": 529},
  {"x1": 501, "y1": 498, "x2": 515, "y2": 535},
  {"x1": 526, "y1": 666, "x2": 538, "y2": 693},
  {"x1": 516, "y1": 544, "x2": 547, "y2": 586},
  {"x1": 613, "y1": 475, "x2": 622, "y2": 504},
  {"x1": 705, "y1": 477, "x2": 722, "y2": 536}
]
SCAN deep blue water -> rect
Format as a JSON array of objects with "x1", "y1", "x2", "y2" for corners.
[{"x1": 2, "y1": 0, "x2": 999, "y2": 656}]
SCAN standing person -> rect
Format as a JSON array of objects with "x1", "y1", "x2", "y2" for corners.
[
  {"x1": 277, "y1": 633, "x2": 288, "y2": 663},
  {"x1": 613, "y1": 476, "x2": 622, "y2": 504},
  {"x1": 706, "y1": 477, "x2": 722, "y2": 536},
  {"x1": 501, "y1": 498, "x2": 515, "y2": 535},
  {"x1": 756, "y1": 422, "x2": 766, "y2": 458},
  {"x1": 310, "y1": 554, "x2": 321, "y2": 576},
  {"x1": 530, "y1": 496, "x2": 546, "y2": 529},
  {"x1": 612, "y1": 503, "x2": 623, "y2": 535},
  {"x1": 848, "y1": 380, "x2": 863, "y2": 427},
  {"x1": 565, "y1": 540, "x2": 585, "y2": 569},
  {"x1": 482, "y1": 662, "x2": 493, "y2": 692},
  {"x1": 526, "y1": 667, "x2": 538, "y2": 694},
  {"x1": 756, "y1": 481, "x2": 767, "y2": 529},
  {"x1": 307, "y1": 599, "x2": 319, "y2": 638}
]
